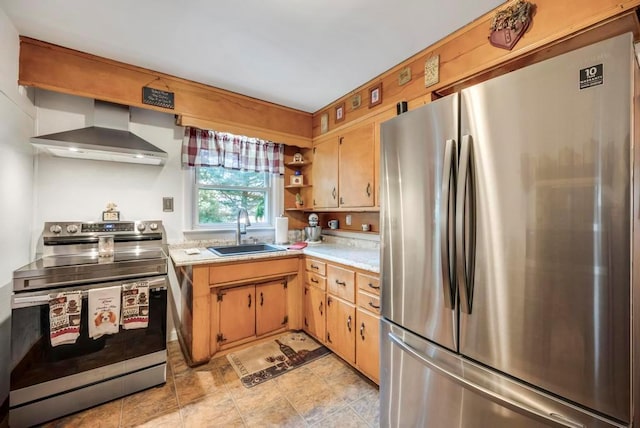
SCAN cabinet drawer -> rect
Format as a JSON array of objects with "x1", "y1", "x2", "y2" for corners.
[
  {"x1": 305, "y1": 259, "x2": 326, "y2": 276},
  {"x1": 327, "y1": 265, "x2": 355, "y2": 303},
  {"x1": 357, "y1": 273, "x2": 380, "y2": 296},
  {"x1": 357, "y1": 290, "x2": 381, "y2": 315},
  {"x1": 305, "y1": 271, "x2": 326, "y2": 290}
]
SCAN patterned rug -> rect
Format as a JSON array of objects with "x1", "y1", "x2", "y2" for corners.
[{"x1": 227, "y1": 331, "x2": 330, "y2": 388}]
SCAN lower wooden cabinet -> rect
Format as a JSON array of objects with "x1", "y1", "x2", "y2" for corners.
[
  {"x1": 218, "y1": 284, "x2": 255, "y2": 344},
  {"x1": 356, "y1": 308, "x2": 380, "y2": 383},
  {"x1": 304, "y1": 285, "x2": 326, "y2": 342},
  {"x1": 256, "y1": 280, "x2": 288, "y2": 336},
  {"x1": 326, "y1": 295, "x2": 356, "y2": 364},
  {"x1": 216, "y1": 279, "x2": 288, "y2": 347},
  {"x1": 302, "y1": 256, "x2": 380, "y2": 384}
]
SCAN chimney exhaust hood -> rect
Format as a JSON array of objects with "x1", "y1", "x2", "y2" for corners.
[{"x1": 31, "y1": 100, "x2": 168, "y2": 166}]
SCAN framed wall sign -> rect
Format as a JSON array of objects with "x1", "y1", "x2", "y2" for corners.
[
  {"x1": 368, "y1": 83, "x2": 382, "y2": 108},
  {"x1": 335, "y1": 102, "x2": 345, "y2": 123}
]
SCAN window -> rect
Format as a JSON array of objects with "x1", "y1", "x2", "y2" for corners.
[{"x1": 195, "y1": 167, "x2": 276, "y2": 227}]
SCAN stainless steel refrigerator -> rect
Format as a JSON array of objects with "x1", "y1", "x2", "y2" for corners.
[{"x1": 380, "y1": 33, "x2": 638, "y2": 428}]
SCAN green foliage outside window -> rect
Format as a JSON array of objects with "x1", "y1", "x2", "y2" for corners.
[{"x1": 196, "y1": 167, "x2": 269, "y2": 225}]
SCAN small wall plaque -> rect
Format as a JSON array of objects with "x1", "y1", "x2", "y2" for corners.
[
  {"x1": 398, "y1": 66, "x2": 412, "y2": 86},
  {"x1": 350, "y1": 94, "x2": 361, "y2": 110},
  {"x1": 424, "y1": 55, "x2": 440, "y2": 88},
  {"x1": 320, "y1": 113, "x2": 329, "y2": 134},
  {"x1": 142, "y1": 86, "x2": 175, "y2": 109}
]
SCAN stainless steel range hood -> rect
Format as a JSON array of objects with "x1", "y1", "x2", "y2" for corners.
[{"x1": 31, "y1": 100, "x2": 168, "y2": 166}]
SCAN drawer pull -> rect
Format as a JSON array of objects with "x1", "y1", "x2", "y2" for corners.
[
  {"x1": 367, "y1": 282, "x2": 380, "y2": 290},
  {"x1": 347, "y1": 315, "x2": 352, "y2": 332},
  {"x1": 311, "y1": 277, "x2": 319, "y2": 284},
  {"x1": 360, "y1": 322, "x2": 365, "y2": 340},
  {"x1": 335, "y1": 279, "x2": 346, "y2": 286},
  {"x1": 369, "y1": 301, "x2": 380, "y2": 310},
  {"x1": 311, "y1": 264, "x2": 320, "y2": 270}
]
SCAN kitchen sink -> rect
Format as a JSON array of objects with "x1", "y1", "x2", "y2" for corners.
[{"x1": 207, "y1": 243, "x2": 284, "y2": 256}]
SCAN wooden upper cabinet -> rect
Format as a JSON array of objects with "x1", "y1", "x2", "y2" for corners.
[
  {"x1": 312, "y1": 138, "x2": 339, "y2": 208},
  {"x1": 339, "y1": 123, "x2": 375, "y2": 207},
  {"x1": 256, "y1": 280, "x2": 288, "y2": 336}
]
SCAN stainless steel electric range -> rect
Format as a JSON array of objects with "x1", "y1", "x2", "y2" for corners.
[{"x1": 10, "y1": 220, "x2": 168, "y2": 427}]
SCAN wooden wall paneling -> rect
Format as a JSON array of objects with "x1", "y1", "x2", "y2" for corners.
[
  {"x1": 191, "y1": 265, "x2": 211, "y2": 365},
  {"x1": 18, "y1": 37, "x2": 312, "y2": 146},
  {"x1": 317, "y1": 212, "x2": 379, "y2": 233},
  {"x1": 310, "y1": 0, "x2": 640, "y2": 137},
  {"x1": 178, "y1": 115, "x2": 312, "y2": 148}
]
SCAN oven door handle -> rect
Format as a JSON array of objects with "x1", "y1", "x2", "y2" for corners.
[{"x1": 12, "y1": 280, "x2": 167, "y2": 309}]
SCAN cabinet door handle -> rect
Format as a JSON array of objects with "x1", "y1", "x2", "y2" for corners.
[
  {"x1": 332, "y1": 187, "x2": 337, "y2": 200},
  {"x1": 260, "y1": 292, "x2": 264, "y2": 306},
  {"x1": 347, "y1": 315, "x2": 352, "y2": 332},
  {"x1": 366, "y1": 182, "x2": 371, "y2": 197},
  {"x1": 360, "y1": 322, "x2": 365, "y2": 340},
  {"x1": 368, "y1": 282, "x2": 380, "y2": 290},
  {"x1": 369, "y1": 301, "x2": 380, "y2": 310},
  {"x1": 311, "y1": 277, "x2": 319, "y2": 284},
  {"x1": 304, "y1": 317, "x2": 309, "y2": 327},
  {"x1": 340, "y1": 196, "x2": 344, "y2": 205},
  {"x1": 248, "y1": 294, "x2": 252, "y2": 308},
  {"x1": 327, "y1": 332, "x2": 332, "y2": 343},
  {"x1": 327, "y1": 296, "x2": 332, "y2": 306},
  {"x1": 319, "y1": 301, "x2": 323, "y2": 315},
  {"x1": 335, "y1": 279, "x2": 346, "y2": 286}
]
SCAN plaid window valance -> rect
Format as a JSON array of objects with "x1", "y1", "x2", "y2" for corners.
[{"x1": 182, "y1": 127, "x2": 285, "y2": 175}]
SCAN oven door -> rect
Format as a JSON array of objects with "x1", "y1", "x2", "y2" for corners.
[{"x1": 10, "y1": 275, "x2": 167, "y2": 408}]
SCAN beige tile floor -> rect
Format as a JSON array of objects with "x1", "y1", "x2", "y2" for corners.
[{"x1": 42, "y1": 339, "x2": 380, "y2": 427}]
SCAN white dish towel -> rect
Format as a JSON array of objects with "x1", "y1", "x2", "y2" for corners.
[{"x1": 88, "y1": 286, "x2": 121, "y2": 339}]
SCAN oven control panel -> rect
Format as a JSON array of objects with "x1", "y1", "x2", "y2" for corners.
[
  {"x1": 82, "y1": 222, "x2": 135, "y2": 233},
  {"x1": 43, "y1": 221, "x2": 163, "y2": 239}
]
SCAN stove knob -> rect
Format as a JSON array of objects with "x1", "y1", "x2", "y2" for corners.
[
  {"x1": 137, "y1": 223, "x2": 146, "y2": 232},
  {"x1": 49, "y1": 224, "x2": 62, "y2": 234},
  {"x1": 67, "y1": 224, "x2": 79, "y2": 234},
  {"x1": 149, "y1": 223, "x2": 158, "y2": 231}
]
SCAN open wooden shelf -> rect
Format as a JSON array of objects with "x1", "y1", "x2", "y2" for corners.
[
  {"x1": 285, "y1": 161, "x2": 311, "y2": 167},
  {"x1": 285, "y1": 184, "x2": 312, "y2": 189}
]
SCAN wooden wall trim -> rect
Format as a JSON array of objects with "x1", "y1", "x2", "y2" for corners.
[
  {"x1": 311, "y1": 0, "x2": 640, "y2": 137},
  {"x1": 177, "y1": 115, "x2": 312, "y2": 148},
  {"x1": 18, "y1": 37, "x2": 312, "y2": 146}
]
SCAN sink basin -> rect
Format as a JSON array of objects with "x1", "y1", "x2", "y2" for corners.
[{"x1": 207, "y1": 243, "x2": 284, "y2": 257}]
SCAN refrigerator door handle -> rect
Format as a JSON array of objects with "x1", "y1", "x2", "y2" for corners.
[
  {"x1": 455, "y1": 134, "x2": 476, "y2": 314},
  {"x1": 439, "y1": 138, "x2": 457, "y2": 309},
  {"x1": 387, "y1": 331, "x2": 586, "y2": 428}
]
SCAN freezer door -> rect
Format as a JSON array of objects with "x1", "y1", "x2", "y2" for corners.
[
  {"x1": 380, "y1": 95, "x2": 458, "y2": 351},
  {"x1": 459, "y1": 33, "x2": 632, "y2": 422},
  {"x1": 380, "y1": 320, "x2": 625, "y2": 428}
]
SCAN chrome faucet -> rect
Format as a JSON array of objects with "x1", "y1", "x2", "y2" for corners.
[{"x1": 236, "y1": 208, "x2": 251, "y2": 245}]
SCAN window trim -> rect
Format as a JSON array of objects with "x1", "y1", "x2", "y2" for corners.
[{"x1": 188, "y1": 167, "x2": 283, "y2": 231}]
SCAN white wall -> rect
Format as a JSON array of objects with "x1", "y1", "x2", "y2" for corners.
[
  {"x1": 0, "y1": 6, "x2": 36, "y2": 420},
  {"x1": 34, "y1": 89, "x2": 185, "y2": 243}
]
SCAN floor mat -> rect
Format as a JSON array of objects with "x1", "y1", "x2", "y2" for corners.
[{"x1": 227, "y1": 331, "x2": 330, "y2": 388}]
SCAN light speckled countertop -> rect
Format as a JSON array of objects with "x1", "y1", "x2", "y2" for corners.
[{"x1": 169, "y1": 242, "x2": 380, "y2": 273}]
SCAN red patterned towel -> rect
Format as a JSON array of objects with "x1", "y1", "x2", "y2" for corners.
[
  {"x1": 121, "y1": 281, "x2": 149, "y2": 330},
  {"x1": 49, "y1": 291, "x2": 82, "y2": 347}
]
